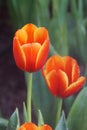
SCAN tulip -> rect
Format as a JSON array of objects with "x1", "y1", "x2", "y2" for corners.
[
  {"x1": 13, "y1": 23, "x2": 50, "y2": 72},
  {"x1": 42, "y1": 55, "x2": 86, "y2": 98},
  {"x1": 18, "y1": 122, "x2": 52, "y2": 130}
]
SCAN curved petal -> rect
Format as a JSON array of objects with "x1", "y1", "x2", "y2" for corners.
[
  {"x1": 22, "y1": 23, "x2": 37, "y2": 43},
  {"x1": 18, "y1": 122, "x2": 37, "y2": 130},
  {"x1": 45, "y1": 70, "x2": 60, "y2": 96},
  {"x1": 13, "y1": 37, "x2": 26, "y2": 71},
  {"x1": 44, "y1": 55, "x2": 64, "y2": 75},
  {"x1": 36, "y1": 40, "x2": 50, "y2": 70},
  {"x1": 63, "y1": 76, "x2": 86, "y2": 97},
  {"x1": 15, "y1": 29, "x2": 28, "y2": 45},
  {"x1": 38, "y1": 124, "x2": 52, "y2": 130},
  {"x1": 34, "y1": 27, "x2": 49, "y2": 44},
  {"x1": 45, "y1": 69, "x2": 68, "y2": 97},
  {"x1": 63, "y1": 56, "x2": 80, "y2": 84},
  {"x1": 56, "y1": 70, "x2": 69, "y2": 97},
  {"x1": 22, "y1": 43, "x2": 41, "y2": 72},
  {"x1": 72, "y1": 62, "x2": 80, "y2": 82}
]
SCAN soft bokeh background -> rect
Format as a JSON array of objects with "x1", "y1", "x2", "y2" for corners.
[
  {"x1": 0, "y1": 0, "x2": 87, "y2": 127},
  {"x1": 0, "y1": 0, "x2": 26, "y2": 120}
]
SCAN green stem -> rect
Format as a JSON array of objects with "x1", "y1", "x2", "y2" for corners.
[
  {"x1": 27, "y1": 73, "x2": 32, "y2": 122},
  {"x1": 55, "y1": 98, "x2": 63, "y2": 125}
]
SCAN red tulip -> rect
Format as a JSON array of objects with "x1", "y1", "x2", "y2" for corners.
[
  {"x1": 13, "y1": 23, "x2": 50, "y2": 72},
  {"x1": 18, "y1": 122, "x2": 52, "y2": 130},
  {"x1": 42, "y1": 55, "x2": 86, "y2": 98}
]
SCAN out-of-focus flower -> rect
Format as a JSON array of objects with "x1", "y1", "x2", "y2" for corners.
[
  {"x1": 42, "y1": 55, "x2": 86, "y2": 98},
  {"x1": 18, "y1": 122, "x2": 52, "y2": 130},
  {"x1": 13, "y1": 23, "x2": 50, "y2": 72}
]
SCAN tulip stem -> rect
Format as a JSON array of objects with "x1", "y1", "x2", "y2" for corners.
[
  {"x1": 55, "y1": 98, "x2": 63, "y2": 125},
  {"x1": 26, "y1": 73, "x2": 32, "y2": 122}
]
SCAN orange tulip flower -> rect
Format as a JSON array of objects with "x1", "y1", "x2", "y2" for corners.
[
  {"x1": 42, "y1": 55, "x2": 86, "y2": 98},
  {"x1": 13, "y1": 23, "x2": 50, "y2": 72},
  {"x1": 18, "y1": 122, "x2": 52, "y2": 130}
]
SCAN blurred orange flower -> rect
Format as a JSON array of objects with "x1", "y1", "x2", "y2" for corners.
[
  {"x1": 18, "y1": 122, "x2": 52, "y2": 130},
  {"x1": 13, "y1": 23, "x2": 50, "y2": 72},
  {"x1": 42, "y1": 55, "x2": 86, "y2": 98}
]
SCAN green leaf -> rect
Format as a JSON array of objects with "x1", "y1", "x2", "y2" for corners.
[
  {"x1": 52, "y1": 0, "x2": 69, "y2": 20},
  {"x1": 64, "y1": 96, "x2": 75, "y2": 115},
  {"x1": 49, "y1": 19, "x2": 68, "y2": 56},
  {"x1": 32, "y1": 71, "x2": 58, "y2": 128},
  {"x1": 67, "y1": 87, "x2": 87, "y2": 130},
  {"x1": 7, "y1": 0, "x2": 50, "y2": 30},
  {"x1": 38, "y1": 109, "x2": 44, "y2": 126},
  {"x1": 7, "y1": 0, "x2": 37, "y2": 30},
  {"x1": 0, "y1": 118, "x2": 8, "y2": 130},
  {"x1": 55, "y1": 111, "x2": 68, "y2": 130},
  {"x1": 35, "y1": 0, "x2": 50, "y2": 27},
  {"x1": 49, "y1": 0, "x2": 69, "y2": 56},
  {"x1": 7, "y1": 108, "x2": 20, "y2": 130},
  {"x1": 23, "y1": 102, "x2": 28, "y2": 122}
]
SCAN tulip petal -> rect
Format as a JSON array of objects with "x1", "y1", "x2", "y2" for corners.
[
  {"x1": 18, "y1": 122, "x2": 37, "y2": 130},
  {"x1": 72, "y1": 62, "x2": 80, "y2": 82},
  {"x1": 63, "y1": 56, "x2": 80, "y2": 84},
  {"x1": 45, "y1": 70, "x2": 59, "y2": 96},
  {"x1": 63, "y1": 76, "x2": 86, "y2": 97},
  {"x1": 34, "y1": 27, "x2": 49, "y2": 44},
  {"x1": 38, "y1": 125, "x2": 52, "y2": 130},
  {"x1": 46, "y1": 69, "x2": 68, "y2": 97},
  {"x1": 13, "y1": 37, "x2": 26, "y2": 71},
  {"x1": 36, "y1": 40, "x2": 50, "y2": 70},
  {"x1": 22, "y1": 43, "x2": 41, "y2": 72},
  {"x1": 22, "y1": 23, "x2": 37, "y2": 43},
  {"x1": 15, "y1": 29, "x2": 28, "y2": 45},
  {"x1": 45, "y1": 55, "x2": 64, "y2": 75},
  {"x1": 18, "y1": 123, "x2": 52, "y2": 130}
]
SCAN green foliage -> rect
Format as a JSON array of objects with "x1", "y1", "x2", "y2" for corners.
[
  {"x1": 34, "y1": 0, "x2": 50, "y2": 27},
  {"x1": 7, "y1": 0, "x2": 36, "y2": 30},
  {"x1": 23, "y1": 102, "x2": 28, "y2": 122},
  {"x1": 55, "y1": 111, "x2": 68, "y2": 130},
  {"x1": 38, "y1": 110, "x2": 44, "y2": 126},
  {"x1": 49, "y1": 0, "x2": 69, "y2": 55},
  {"x1": 64, "y1": 95, "x2": 75, "y2": 115},
  {"x1": 0, "y1": 118, "x2": 8, "y2": 130},
  {"x1": 7, "y1": 0, "x2": 50, "y2": 30},
  {"x1": 6, "y1": 108, "x2": 20, "y2": 130},
  {"x1": 67, "y1": 87, "x2": 87, "y2": 130},
  {"x1": 32, "y1": 71, "x2": 59, "y2": 128},
  {"x1": 68, "y1": 0, "x2": 87, "y2": 65}
]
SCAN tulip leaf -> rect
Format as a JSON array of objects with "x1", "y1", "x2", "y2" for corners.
[
  {"x1": 6, "y1": 108, "x2": 20, "y2": 130},
  {"x1": 38, "y1": 109, "x2": 44, "y2": 126},
  {"x1": 7, "y1": 0, "x2": 50, "y2": 30},
  {"x1": 64, "y1": 95, "x2": 75, "y2": 115},
  {"x1": 35, "y1": 0, "x2": 50, "y2": 27},
  {"x1": 32, "y1": 71, "x2": 58, "y2": 128},
  {"x1": 0, "y1": 118, "x2": 8, "y2": 130},
  {"x1": 7, "y1": 0, "x2": 36, "y2": 29},
  {"x1": 67, "y1": 87, "x2": 87, "y2": 130},
  {"x1": 55, "y1": 111, "x2": 68, "y2": 130},
  {"x1": 49, "y1": 0, "x2": 69, "y2": 56},
  {"x1": 23, "y1": 102, "x2": 28, "y2": 122}
]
